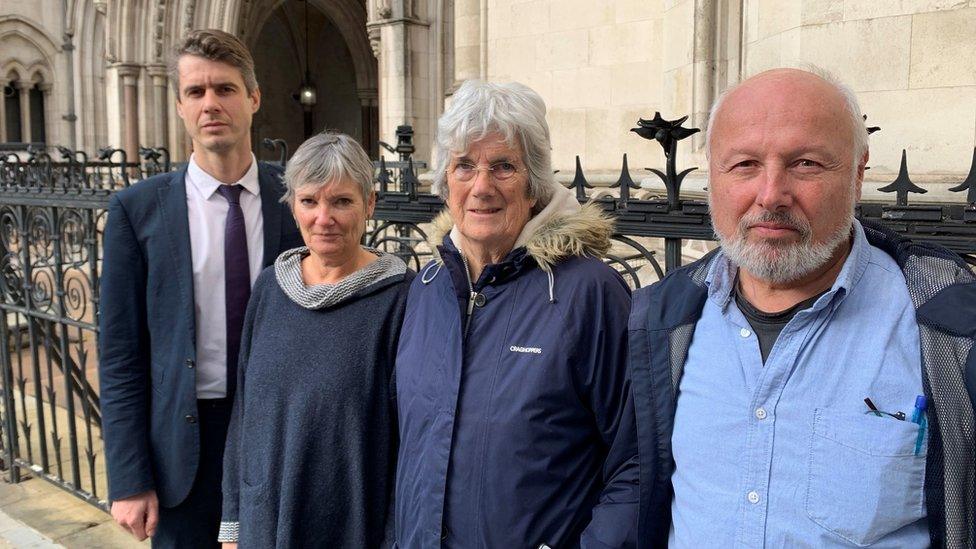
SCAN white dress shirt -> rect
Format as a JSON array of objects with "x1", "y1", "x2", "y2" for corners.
[{"x1": 185, "y1": 154, "x2": 264, "y2": 398}]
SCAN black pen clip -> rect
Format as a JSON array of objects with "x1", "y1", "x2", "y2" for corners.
[
  {"x1": 864, "y1": 397, "x2": 882, "y2": 417},
  {"x1": 864, "y1": 397, "x2": 906, "y2": 420}
]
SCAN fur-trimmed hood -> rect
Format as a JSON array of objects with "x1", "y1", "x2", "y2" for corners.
[{"x1": 427, "y1": 185, "x2": 615, "y2": 271}]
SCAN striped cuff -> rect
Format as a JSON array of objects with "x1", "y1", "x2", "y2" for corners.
[{"x1": 217, "y1": 521, "x2": 239, "y2": 543}]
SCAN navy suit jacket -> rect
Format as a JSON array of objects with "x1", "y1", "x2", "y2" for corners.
[{"x1": 98, "y1": 162, "x2": 303, "y2": 506}]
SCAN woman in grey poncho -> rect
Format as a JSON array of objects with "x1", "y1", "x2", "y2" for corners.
[{"x1": 219, "y1": 132, "x2": 412, "y2": 548}]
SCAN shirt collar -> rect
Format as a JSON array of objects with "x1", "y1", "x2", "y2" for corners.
[
  {"x1": 705, "y1": 218, "x2": 872, "y2": 311},
  {"x1": 186, "y1": 153, "x2": 260, "y2": 199}
]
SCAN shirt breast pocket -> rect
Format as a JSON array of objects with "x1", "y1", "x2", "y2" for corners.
[{"x1": 805, "y1": 407, "x2": 926, "y2": 546}]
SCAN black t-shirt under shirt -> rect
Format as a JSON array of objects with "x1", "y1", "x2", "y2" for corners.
[{"x1": 733, "y1": 283, "x2": 828, "y2": 364}]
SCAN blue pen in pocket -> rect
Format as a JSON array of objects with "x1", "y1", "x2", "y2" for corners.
[{"x1": 911, "y1": 395, "x2": 927, "y2": 456}]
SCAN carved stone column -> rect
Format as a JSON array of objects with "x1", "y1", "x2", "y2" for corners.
[
  {"x1": 38, "y1": 83, "x2": 53, "y2": 143},
  {"x1": 147, "y1": 65, "x2": 169, "y2": 148},
  {"x1": 691, "y1": 0, "x2": 716, "y2": 152},
  {"x1": 358, "y1": 89, "x2": 379, "y2": 158},
  {"x1": 115, "y1": 64, "x2": 141, "y2": 161},
  {"x1": 366, "y1": 0, "x2": 433, "y2": 158},
  {"x1": 15, "y1": 81, "x2": 31, "y2": 144},
  {"x1": 453, "y1": 0, "x2": 482, "y2": 83}
]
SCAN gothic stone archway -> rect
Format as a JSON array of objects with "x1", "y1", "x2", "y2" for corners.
[{"x1": 241, "y1": 0, "x2": 378, "y2": 159}]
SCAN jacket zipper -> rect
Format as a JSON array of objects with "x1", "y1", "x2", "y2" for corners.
[{"x1": 460, "y1": 254, "x2": 478, "y2": 339}]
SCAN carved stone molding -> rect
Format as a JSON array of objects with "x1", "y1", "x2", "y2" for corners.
[
  {"x1": 182, "y1": 0, "x2": 198, "y2": 37},
  {"x1": 146, "y1": 63, "x2": 168, "y2": 80},
  {"x1": 367, "y1": 25, "x2": 381, "y2": 58},
  {"x1": 357, "y1": 87, "x2": 379, "y2": 102},
  {"x1": 368, "y1": 0, "x2": 427, "y2": 27},
  {"x1": 153, "y1": 0, "x2": 167, "y2": 60},
  {"x1": 112, "y1": 62, "x2": 142, "y2": 82}
]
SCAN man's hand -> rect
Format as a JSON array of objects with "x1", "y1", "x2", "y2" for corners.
[
  {"x1": 110, "y1": 490, "x2": 159, "y2": 541},
  {"x1": 222, "y1": 544, "x2": 239, "y2": 549}
]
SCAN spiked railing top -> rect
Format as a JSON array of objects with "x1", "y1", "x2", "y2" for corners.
[
  {"x1": 878, "y1": 150, "x2": 927, "y2": 206},
  {"x1": 610, "y1": 154, "x2": 640, "y2": 205},
  {"x1": 570, "y1": 156, "x2": 594, "y2": 202},
  {"x1": 948, "y1": 148, "x2": 976, "y2": 206}
]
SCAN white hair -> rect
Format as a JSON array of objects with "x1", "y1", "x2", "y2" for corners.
[
  {"x1": 431, "y1": 80, "x2": 557, "y2": 212},
  {"x1": 281, "y1": 132, "x2": 375, "y2": 206},
  {"x1": 704, "y1": 65, "x2": 869, "y2": 168}
]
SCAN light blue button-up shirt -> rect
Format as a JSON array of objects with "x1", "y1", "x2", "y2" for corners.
[{"x1": 670, "y1": 220, "x2": 929, "y2": 548}]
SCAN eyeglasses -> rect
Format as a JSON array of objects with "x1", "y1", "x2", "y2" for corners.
[{"x1": 449, "y1": 161, "x2": 522, "y2": 182}]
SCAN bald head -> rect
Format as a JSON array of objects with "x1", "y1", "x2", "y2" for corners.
[{"x1": 706, "y1": 68, "x2": 868, "y2": 165}]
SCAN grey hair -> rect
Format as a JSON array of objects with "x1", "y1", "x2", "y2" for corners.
[
  {"x1": 705, "y1": 65, "x2": 869, "y2": 168},
  {"x1": 281, "y1": 132, "x2": 375, "y2": 206},
  {"x1": 431, "y1": 80, "x2": 556, "y2": 212}
]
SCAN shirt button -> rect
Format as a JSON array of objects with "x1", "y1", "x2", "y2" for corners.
[
  {"x1": 740, "y1": 328, "x2": 751, "y2": 338},
  {"x1": 755, "y1": 407, "x2": 767, "y2": 420},
  {"x1": 747, "y1": 491, "x2": 760, "y2": 504},
  {"x1": 474, "y1": 293, "x2": 487, "y2": 307},
  {"x1": 185, "y1": 414, "x2": 197, "y2": 424},
  {"x1": 185, "y1": 358, "x2": 195, "y2": 368}
]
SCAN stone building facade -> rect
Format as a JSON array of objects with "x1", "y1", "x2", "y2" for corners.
[{"x1": 2, "y1": 0, "x2": 975, "y2": 190}]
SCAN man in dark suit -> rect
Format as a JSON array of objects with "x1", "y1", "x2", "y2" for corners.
[{"x1": 98, "y1": 29, "x2": 302, "y2": 547}]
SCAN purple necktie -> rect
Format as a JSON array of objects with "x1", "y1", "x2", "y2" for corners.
[{"x1": 216, "y1": 184, "x2": 250, "y2": 400}]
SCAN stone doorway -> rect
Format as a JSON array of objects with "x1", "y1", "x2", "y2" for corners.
[{"x1": 246, "y1": 0, "x2": 378, "y2": 161}]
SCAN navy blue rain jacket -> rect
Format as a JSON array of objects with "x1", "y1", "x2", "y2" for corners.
[{"x1": 395, "y1": 199, "x2": 639, "y2": 548}]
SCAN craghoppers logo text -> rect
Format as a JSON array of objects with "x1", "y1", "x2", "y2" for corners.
[{"x1": 509, "y1": 345, "x2": 542, "y2": 354}]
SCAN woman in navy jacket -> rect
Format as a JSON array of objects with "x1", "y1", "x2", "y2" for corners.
[{"x1": 394, "y1": 80, "x2": 639, "y2": 548}]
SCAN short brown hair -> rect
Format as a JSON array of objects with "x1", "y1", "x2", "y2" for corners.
[{"x1": 168, "y1": 29, "x2": 259, "y2": 96}]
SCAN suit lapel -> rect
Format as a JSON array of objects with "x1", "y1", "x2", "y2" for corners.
[
  {"x1": 258, "y1": 163, "x2": 283, "y2": 267},
  {"x1": 156, "y1": 168, "x2": 196, "y2": 336}
]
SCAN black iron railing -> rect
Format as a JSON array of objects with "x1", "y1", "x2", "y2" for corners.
[
  {"x1": 367, "y1": 117, "x2": 976, "y2": 284},
  {"x1": 0, "y1": 117, "x2": 974, "y2": 510}
]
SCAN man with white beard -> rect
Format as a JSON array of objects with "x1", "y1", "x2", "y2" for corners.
[{"x1": 628, "y1": 68, "x2": 976, "y2": 548}]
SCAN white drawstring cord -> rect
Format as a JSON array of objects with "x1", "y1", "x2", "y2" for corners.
[
  {"x1": 421, "y1": 262, "x2": 443, "y2": 284},
  {"x1": 424, "y1": 257, "x2": 555, "y2": 303},
  {"x1": 546, "y1": 269, "x2": 555, "y2": 303}
]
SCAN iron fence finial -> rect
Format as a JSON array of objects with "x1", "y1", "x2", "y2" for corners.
[
  {"x1": 633, "y1": 112, "x2": 699, "y2": 211},
  {"x1": 261, "y1": 138, "x2": 288, "y2": 167},
  {"x1": 948, "y1": 148, "x2": 976, "y2": 205},
  {"x1": 571, "y1": 156, "x2": 593, "y2": 202},
  {"x1": 377, "y1": 156, "x2": 392, "y2": 194},
  {"x1": 878, "y1": 149, "x2": 926, "y2": 206},
  {"x1": 610, "y1": 154, "x2": 640, "y2": 207}
]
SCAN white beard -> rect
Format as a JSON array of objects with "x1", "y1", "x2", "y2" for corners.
[{"x1": 716, "y1": 208, "x2": 853, "y2": 284}]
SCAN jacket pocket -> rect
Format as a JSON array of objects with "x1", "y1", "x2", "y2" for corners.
[{"x1": 805, "y1": 407, "x2": 926, "y2": 546}]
